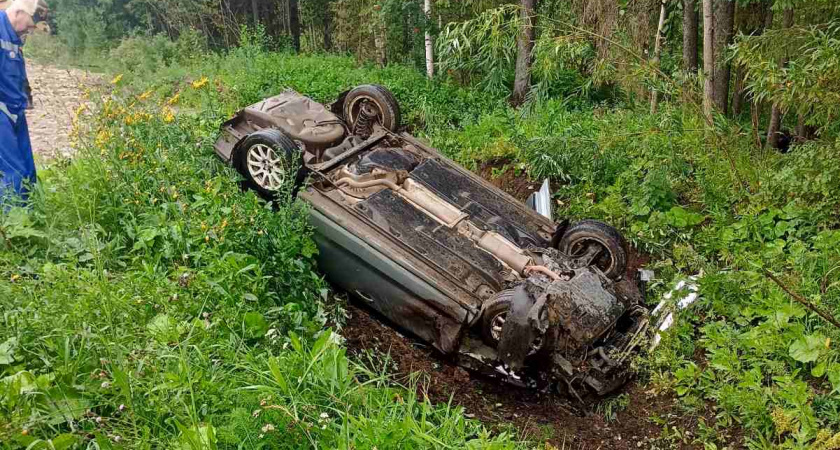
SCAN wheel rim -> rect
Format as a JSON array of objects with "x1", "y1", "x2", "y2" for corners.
[
  {"x1": 246, "y1": 143, "x2": 287, "y2": 191},
  {"x1": 490, "y1": 311, "x2": 507, "y2": 342},
  {"x1": 489, "y1": 310, "x2": 542, "y2": 352},
  {"x1": 569, "y1": 238, "x2": 616, "y2": 276}
]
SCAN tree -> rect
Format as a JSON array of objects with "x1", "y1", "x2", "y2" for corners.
[
  {"x1": 651, "y1": 0, "x2": 668, "y2": 113},
  {"x1": 683, "y1": 0, "x2": 699, "y2": 72},
  {"x1": 290, "y1": 0, "x2": 301, "y2": 52},
  {"x1": 251, "y1": 0, "x2": 259, "y2": 26},
  {"x1": 324, "y1": 8, "x2": 332, "y2": 51},
  {"x1": 703, "y1": 0, "x2": 715, "y2": 119},
  {"x1": 511, "y1": 0, "x2": 537, "y2": 106},
  {"x1": 713, "y1": 0, "x2": 736, "y2": 113},
  {"x1": 766, "y1": 7, "x2": 794, "y2": 149},
  {"x1": 424, "y1": 0, "x2": 434, "y2": 79}
]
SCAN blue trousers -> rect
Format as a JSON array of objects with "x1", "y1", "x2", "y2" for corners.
[{"x1": 0, "y1": 112, "x2": 36, "y2": 204}]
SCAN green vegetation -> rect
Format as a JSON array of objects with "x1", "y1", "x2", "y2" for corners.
[
  {"x1": 4, "y1": 2, "x2": 840, "y2": 446},
  {"x1": 0, "y1": 36, "x2": 522, "y2": 449}
]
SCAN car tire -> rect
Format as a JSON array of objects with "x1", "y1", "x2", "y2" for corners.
[
  {"x1": 480, "y1": 289, "x2": 516, "y2": 347},
  {"x1": 557, "y1": 220, "x2": 628, "y2": 280},
  {"x1": 234, "y1": 129, "x2": 305, "y2": 201},
  {"x1": 343, "y1": 85, "x2": 401, "y2": 134}
]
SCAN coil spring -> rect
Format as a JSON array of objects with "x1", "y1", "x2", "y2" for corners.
[{"x1": 353, "y1": 101, "x2": 378, "y2": 137}]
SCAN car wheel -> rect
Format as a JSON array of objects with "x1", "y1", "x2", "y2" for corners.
[
  {"x1": 234, "y1": 129, "x2": 304, "y2": 201},
  {"x1": 481, "y1": 290, "x2": 543, "y2": 352},
  {"x1": 343, "y1": 84, "x2": 401, "y2": 135},
  {"x1": 557, "y1": 220, "x2": 628, "y2": 280},
  {"x1": 481, "y1": 290, "x2": 513, "y2": 347}
]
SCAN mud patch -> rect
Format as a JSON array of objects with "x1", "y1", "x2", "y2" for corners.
[
  {"x1": 340, "y1": 301, "x2": 725, "y2": 448},
  {"x1": 477, "y1": 159, "x2": 537, "y2": 202}
]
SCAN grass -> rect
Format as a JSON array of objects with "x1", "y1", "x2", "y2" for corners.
[
  {"x1": 4, "y1": 29, "x2": 840, "y2": 448},
  {"x1": 0, "y1": 36, "x2": 523, "y2": 449}
]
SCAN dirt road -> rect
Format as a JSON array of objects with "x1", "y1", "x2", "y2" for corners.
[{"x1": 25, "y1": 60, "x2": 98, "y2": 160}]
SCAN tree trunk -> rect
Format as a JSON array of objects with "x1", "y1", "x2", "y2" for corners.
[
  {"x1": 374, "y1": 13, "x2": 387, "y2": 67},
  {"x1": 324, "y1": 8, "x2": 332, "y2": 51},
  {"x1": 651, "y1": 0, "x2": 668, "y2": 114},
  {"x1": 766, "y1": 8, "x2": 794, "y2": 149},
  {"x1": 511, "y1": 0, "x2": 537, "y2": 106},
  {"x1": 251, "y1": 0, "x2": 259, "y2": 26},
  {"x1": 748, "y1": 6, "x2": 772, "y2": 148},
  {"x1": 731, "y1": 65, "x2": 745, "y2": 115},
  {"x1": 683, "y1": 0, "x2": 699, "y2": 72},
  {"x1": 702, "y1": 0, "x2": 715, "y2": 120},
  {"x1": 289, "y1": 0, "x2": 301, "y2": 52},
  {"x1": 795, "y1": 114, "x2": 806, "y2": 142},
  {"x1": 712, "y1": 0, "x2": 735, "y2": 114},
  {"x1": 424, "y1": 0, "x2": 434, "y2": 79}
]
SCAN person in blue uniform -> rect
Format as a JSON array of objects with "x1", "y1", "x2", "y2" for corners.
[{"x1": 1, "y1": 0, "x2": 48, "y2": 205}]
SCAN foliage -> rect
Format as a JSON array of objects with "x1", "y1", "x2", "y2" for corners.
[
  {"x1": 436, "y1": 5, "x2": 598, "y2": 101},
  {"x1": 733, "y1": 19, "x2": 840, "y2": 134},
  {"x1": 17, "y1": 0, "x2": 840, "y2": 444},
  {"x1": 1, "y1": 43, "x2": 525, "y2": 448}
]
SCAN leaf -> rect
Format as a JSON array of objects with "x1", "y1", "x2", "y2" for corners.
[
  {"x1": 243, "y1": 312, "x2": 268, "y2": 340},
  {"x1": 789, "y1": 334, "x2": 825, "y2": 363},
  {"x1": 665, "y1": 206, "x2": 705, "y2": 229},
  {"x1": 2, "y1": 370, "x2": 37, "y2": 393},
  {"x1": 829, "y1": 364, "x2": 840, "y2": 393},
  {"x1": 268, "y1": 357, "x2": 289, "y2": 395},
  {"x1": 812, "y1": 361, "x2": 827, "y2": 378},
  {"x1": 49, "y1": 433, "x2": 79, "y2": 450},
  {"x1": 146, "y1": 314, "x2": 180, "y2": 344},
  {"x1": 0, "y1": 337, "x2": 18, "y2": 365}
]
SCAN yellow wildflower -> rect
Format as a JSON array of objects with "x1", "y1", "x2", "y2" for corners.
[
  {"x1": 166, "y1": 92, "x2": 181, "y2": 106},
  {"x1": 191, "y1": 77, "x2": 209, "y2": 90},
  {"x1": 138, "y1": 90, "x2": 153, "y2": 101},
  {"x1": 162, "y1": 107, "x2": 175, "y2": 123},
  {"x1": 95, "y1": 129, "x2": 111, "y2": 147},
  {"x1": 111, "y1": 74, "x2": 124, "y2": 85}
]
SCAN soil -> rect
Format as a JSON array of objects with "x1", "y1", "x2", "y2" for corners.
[
  {"x1": 477, "y1": 159, "x2": 538, "y2": 202},
  {"x1": 25, "y1": 60, "x2": 99, "y2": 160},
  {"x1": 341, "y1": 303, "x2": 710, "y2": 449}
]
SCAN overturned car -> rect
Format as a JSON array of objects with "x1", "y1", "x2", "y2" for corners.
[{"x1": 214, "y1": 85, "x2": 650, "y2": 398}]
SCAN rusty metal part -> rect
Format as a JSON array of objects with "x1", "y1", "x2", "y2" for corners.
[
  {"x1": 313, "y1": 129, "x2": 387, "y2": 172},
  {"x1": 352, "y1": 101, "x2": 379, "y2": 137}
]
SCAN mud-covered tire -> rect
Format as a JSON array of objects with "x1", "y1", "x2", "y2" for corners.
[
  {"x1": 557, "y1": 220, "x2": 628, "y2": 280},
  {"x1": 233, "y1": 129, "x2": 305, "y2": 201},
  {"x1": 343, "y1": 84, "x2": 401, "y2": 133},
  {"x1": 480, "y1": 289, "x2": 516, "y2": 347}
]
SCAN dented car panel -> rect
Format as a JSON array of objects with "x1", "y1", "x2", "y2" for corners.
[{"x1": 215, "y1": 87, "x2": 649, "y2": 397}]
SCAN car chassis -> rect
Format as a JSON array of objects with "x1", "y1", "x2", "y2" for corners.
[{"x1": 214, "y1": 85, "x2": 651, "y2": 398}]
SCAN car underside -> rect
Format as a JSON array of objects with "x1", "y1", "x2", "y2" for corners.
[{"x1": 214, "y1": 85, "x2": 650, "y2": 398}]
